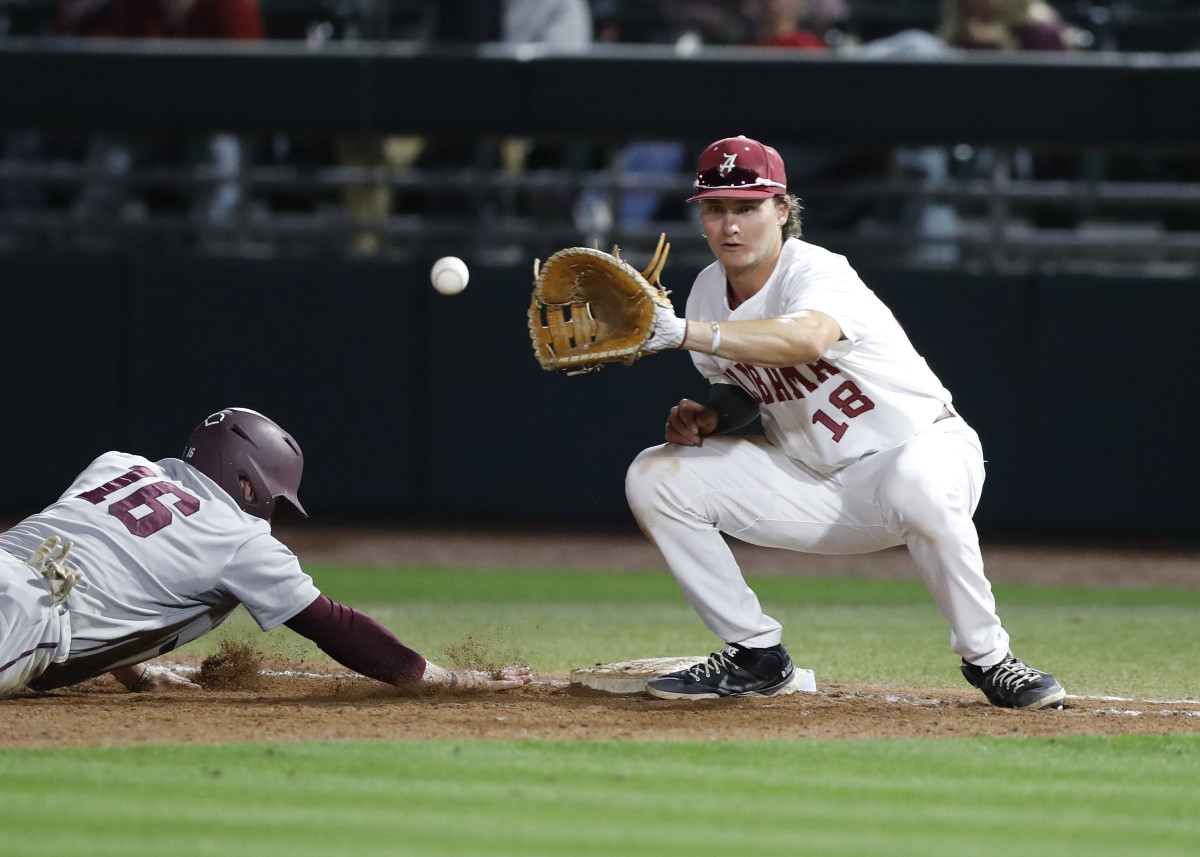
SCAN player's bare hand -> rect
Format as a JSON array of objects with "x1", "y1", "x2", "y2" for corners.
[
  {"x1": 461, "y1": 665, "x2": 534, "y2": 691},
  {"x1": 139, "y1": 668, "x2": 203, "y2": 692},
  {"x1": 424, "y1": 662, "x2": 533, "y2": 692},
  {"x1": 110, "y1": 664, "x2": 202, "y2": 692},
  {"x1": 665, "y1": 398, "x2": 718, "y2": 446}
]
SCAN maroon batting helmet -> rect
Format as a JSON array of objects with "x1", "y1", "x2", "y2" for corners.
[{"x1": 181, "y1": 408, "x2": 307, "y2": 520}]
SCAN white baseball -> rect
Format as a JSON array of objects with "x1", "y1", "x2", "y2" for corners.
[{"x1": 431, "y1": 256, "x2": 469, "y2": 296}]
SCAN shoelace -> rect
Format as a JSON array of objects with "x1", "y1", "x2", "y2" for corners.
[
  {"x1": 688, "y1": 650, "x2": 737, "y2": 679},
  {"x1": 988, "y1": 659, "x2": 1042, "y2": 691}
]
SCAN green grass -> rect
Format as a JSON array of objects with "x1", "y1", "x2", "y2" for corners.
[
  {"x1": 181, "y1": 567, "x2": 1200, "y2": 701},
  {"x1": 2, "y1": 737, "x2": 1198, "y2": 857},
  {"x1": 8, "y1": 564, "x2": 1200, "y2": 856}
]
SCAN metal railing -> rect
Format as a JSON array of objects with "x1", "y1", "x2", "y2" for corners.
[{"x1": 3, "y1": 131, "x2": 1198, "y2": 276}]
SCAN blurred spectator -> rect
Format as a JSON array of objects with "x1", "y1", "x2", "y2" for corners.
[
  {"x1": 411, "y1": 1, "x2": 597, "y2": 240},
  {"x1": 937, "y1": 0, "x2": 1069, "y2": 51},
  {"x1": 332, "y1": 134, "x2": 423, "y2": 256},
  {"x1": 425, "y1": 0, "x2": 594, "y2": 46},
  {"x1": 500, "y1": 0, "x2": 594, "y2": 221},
  {"x1": 574, "y1": 140, "x2": 689, "y2": 236},
  {"x1": 52, "y1": 0, "x2": 115, "y2": 34},
  {"x1": 1, "y1": 0, "x2": 116, "y2": 247},
  {"x1": 504, "y1": 0, "x2": 592, "y2": 47},
  {"x1": 317, "y1": 2, "x2": 424, "y2": 257},
  {"x1": 745, "y1": 0, "x2": 826, "y2": 48},
  {"x1": 65, "y1": 0, "x2": 265, "y2": 250},
  {"x1": 599, "y1": 0, "x2": 846, "y2": 49},
  {"x1": 838, "y1": 6, "x2": 967, "y2": 265},
  {"x1": 325, "y1": 0, "x2": 595, "y2": 255},
  {"x1": 739, "y1": 2, "x2": 897, "y2": 249},
  {"x1": 800, "y1": 0, "x2": 848, "y2": 41},
  {"x1": 94, "y1": 0, "x2": 263, "y2": 37},
  {"x1": 658, "y1": 0, "x2": 755, "y2": 46},
  {"x1": 939, "y1": 0, "x2": 1079, "y2": 226},
  {"x1": 871, "y1": 0, "x2": 1078, "y2": 263},
  {"x1": 0, "y1": 131, "x2": 46, "y2": 250},
  {"x1": 581, "y1": 1, "x2": 874, "y2": 241},
  {"x1": 580, "y1": 1, "x2": 752, "y2": 238}
]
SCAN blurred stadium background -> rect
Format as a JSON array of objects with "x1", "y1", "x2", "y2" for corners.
[{"x1": 2, "y1": 0, "x2": 1198, "y2": 542}]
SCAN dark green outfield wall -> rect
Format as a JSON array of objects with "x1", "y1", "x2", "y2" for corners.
[{"x1": 1, "y1": 254, "x2": 1194, "y2": 540}]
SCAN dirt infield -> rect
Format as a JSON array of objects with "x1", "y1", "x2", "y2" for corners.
[
  {"x1": 3, "y1": 526, "x2": 1199, "y2": 748},
  {"x1": 4, "y1": 658, "x2": 1200, "y2": 748}
]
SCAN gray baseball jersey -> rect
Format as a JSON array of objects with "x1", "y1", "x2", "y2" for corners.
[{"x1": 0, "y1": 451, "x2": 320, "y2": 688}]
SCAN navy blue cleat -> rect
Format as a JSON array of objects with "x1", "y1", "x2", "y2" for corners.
[
  {"x1": 961, "y1": 654, "x2": 1067, "y2": 710},
  {"x1": 646, "y1": 643, "x2": 802, "y2": 700}
]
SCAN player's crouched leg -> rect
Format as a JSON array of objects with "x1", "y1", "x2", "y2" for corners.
[
  {"x1": 626, "y1": 443, "x2": 690, "y2": 528},
  {"x1": 627, "y1": 436, "x2": 809, "y2": 541},
  {"x1": 872, "y1": 427, "x2": 985, "y2": 546},
  {"x1": 626, "y1": 441, "x2": 735, "y2": 532},
  {"x1": 870, "y1": 427, "x2": 1009, "y2": 662}
]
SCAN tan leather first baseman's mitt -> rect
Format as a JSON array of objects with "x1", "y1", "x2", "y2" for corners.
[{"x1": 528, "y1": 233, "x2": 686, "y2": 374}]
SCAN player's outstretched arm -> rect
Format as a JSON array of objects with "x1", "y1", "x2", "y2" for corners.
[
  {"x1": 285, "y1": 595, "x2": 534, "y2": 692},
  {"x1": 679, "y1": 310, "x2": 843, "y2": 367}
]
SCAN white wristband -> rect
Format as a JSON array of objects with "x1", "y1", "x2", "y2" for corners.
[{"x1": 709, "y1": 321, "x2": 722, "y2": 355}]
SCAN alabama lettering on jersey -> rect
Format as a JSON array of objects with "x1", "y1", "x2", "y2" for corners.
[
  {"x1": 0, "y1": 452, "x2": 320, "y2": 686},
  {"x1": 687, "y1": 237, "x2": 953, "y2": 473}
]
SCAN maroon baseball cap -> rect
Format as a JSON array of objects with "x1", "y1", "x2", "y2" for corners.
[{"x1": 687, "y1": 136, "x2": 788, "y2": 202}]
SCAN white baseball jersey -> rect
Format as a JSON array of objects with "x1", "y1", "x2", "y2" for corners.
[
  {"x1": 627, "y1": 235, "x2": 1010, "y2": 665},
  {"x1": 0, "y1": 452, "x2": 320, "y2": 688},
  {"x1": 687, "y1": 237, "x2": 953, "y2": 473}
]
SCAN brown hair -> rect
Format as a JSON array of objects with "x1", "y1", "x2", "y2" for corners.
[{"x1": 779, "y1": 193, "x2": 804, "y2": 239}]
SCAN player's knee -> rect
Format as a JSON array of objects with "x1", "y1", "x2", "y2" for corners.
[
  {"x1": 625, "y1": 445, "x2": 683, "y2": 519},
  {"x1": 880, "y1": 473, "x2": 964, "y2": 539},
  {"x1": 882, "y1": 435, "x2": 982, "y2": 535}
]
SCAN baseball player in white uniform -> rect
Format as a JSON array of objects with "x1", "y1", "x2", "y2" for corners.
[
  {"x1": 0, "y1": 408, "x2": 532, "y2": 698},
  {"x1": 626, "y1": 136, "x2": 1066, "y2": 710}
]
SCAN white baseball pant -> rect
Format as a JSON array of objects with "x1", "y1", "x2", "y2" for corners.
[
  {"x1": 625, "y1": 419, "x2": 1010, "y2": 666},
  {"x1": 0, "y1": 551, "x2": 71, "y2": 697}
]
